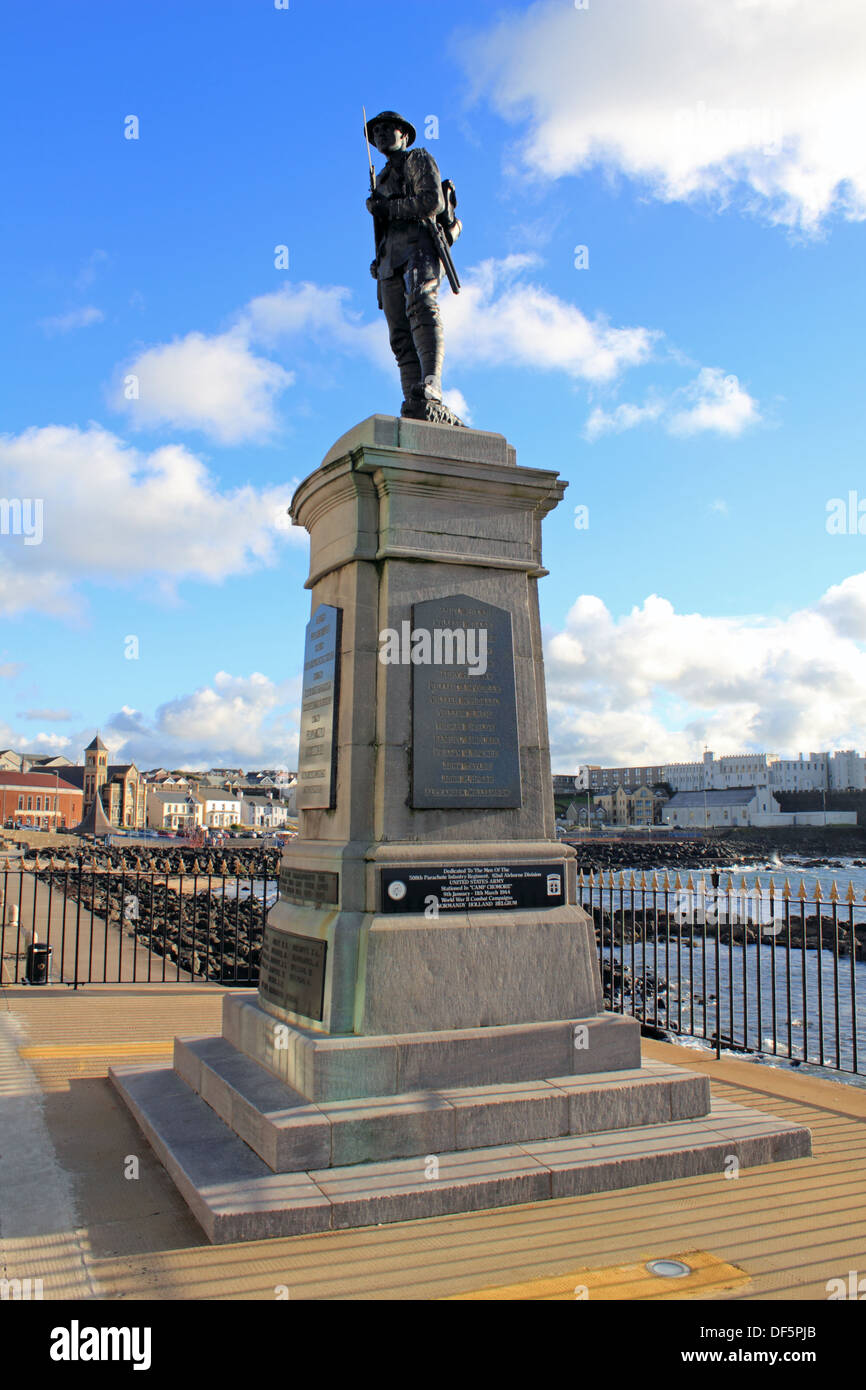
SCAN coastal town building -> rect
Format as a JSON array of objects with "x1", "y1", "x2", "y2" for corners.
[
  {"x1": 575, "y1": 764, "x2": 667, "y2": 792},
  {"x1": 592, "y1": 784, "x2": 657, "y2": 827},
  {"x1": 662, "y1": 787, "x2": 780, "y2": 828},
  {"x1": 0, "y1": 749, "x2": 73, "y2": 773},
  {"x1": 146, "y1": 789, "x2": 201, "y2": 831},
  {"x1": 240, "y1": 793, "x2": 292, "y2": 829},
  {"x1": 56, "y1": 736, "x2": 147, "y2": 829},
  {"x1": 828, "y1": 750, "x2": 866, "y2": 790},
  {"x1": 661, "y1": 787, "x2": 857, "y2": 828},
  {"x1": 0, "y1": 771, "x2": 83, "y2": 829},
  {"x1": 573, "y1": 747, "x2": 866, "y2": 795},
  {"x1": 194, "y1": 791, "x2": 242, "y2": 829}
]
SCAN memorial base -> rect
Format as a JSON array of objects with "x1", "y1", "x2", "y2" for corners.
[
  {"x1": 111, "y1": 991, "x2": 811, "y2": 1244},
  {"x1": 110, "y1": 415, "x2": 811, "y2": 1243}
]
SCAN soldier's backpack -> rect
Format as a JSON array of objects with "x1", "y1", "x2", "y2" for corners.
[{"x1": 438, "y1": 179, "x2": 461, "y2": 246}]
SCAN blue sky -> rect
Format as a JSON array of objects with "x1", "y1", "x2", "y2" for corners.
[{"x1": 3, "y1": 0, "x2": 866, "y2": 771}]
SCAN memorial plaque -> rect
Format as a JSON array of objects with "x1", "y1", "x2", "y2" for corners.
[
  {"x1": 279, "y1": 866, "x2": 339, "y2": 906},
  {"x1": 381, "y1": 862, "x2": 565, "y2": 915},
  {"x1": 411, "y1": 594, "x2": 521, "y2": 808},
  {"x1": 296, "y1": 603, "x2": 342, "y2": 811},
  {"x1": 258, "y1": 926, "x2": 327, "y2": 1020}
]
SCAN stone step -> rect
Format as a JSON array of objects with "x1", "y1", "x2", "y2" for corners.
[
  {"x1": 109, "y1": 1062, "x2": 811, "y2": 1245},
  {"x1": 222, "y1": 992, "x2": 643, "y2": 1101},
  {"x1": 174, "y1": 1034, "x2": 711, "y2": 1172}
]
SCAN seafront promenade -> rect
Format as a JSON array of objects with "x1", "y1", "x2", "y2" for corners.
[{"x1": 1, "y1": 982, "x2": 863, "y2": 1301}]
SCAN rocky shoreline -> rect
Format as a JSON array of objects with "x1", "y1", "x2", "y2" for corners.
[
  {"x1": 18, "y1": 843, "x2": 280, "y2": 877},
  {"x1": 567, "y1": 828, "x2": 866, "y2": 875},
  {"x1": 587, "y1": 906, "x2": 864, "y2": 957}
]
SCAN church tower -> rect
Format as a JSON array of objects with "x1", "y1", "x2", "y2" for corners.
[{"x1": 84, "y1": 734, "x2": 108, "y2": 809}]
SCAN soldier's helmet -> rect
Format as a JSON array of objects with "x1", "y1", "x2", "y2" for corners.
[{"x1": 365, "y1": 110, "x2": 416, "y2": 147}]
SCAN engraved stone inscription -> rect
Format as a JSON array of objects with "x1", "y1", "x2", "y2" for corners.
[
  {"x1": 381, "y1": 863, "x2": 565, "y2": 914},
  {"x1": 259, "y1": 927, "x2": 327, "y2": 1020},
  {"x1": 411, "y1": 594, "x2": 521, "y2": 809},
  {"x1": 296, "y1": 603, "x2": 342, "y2": 811},
  {"x1": 279, "y1": 866, "x2": 339, "y2": 906}
]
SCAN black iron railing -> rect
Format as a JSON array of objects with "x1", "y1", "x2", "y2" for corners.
[
  {"x1": 4, "y1": 859, "x2": 862, "y2": 1080},
  {"x1": 0, "y1": 864, "x2": 274, "y2": 987},
  {"x1": 579, "y1": 869, "x2": 862, "y2": 1075}
]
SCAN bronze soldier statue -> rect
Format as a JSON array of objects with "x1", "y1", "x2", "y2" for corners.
[{"x1": 364, "y1": 110, "x2": 464, "y2": 426}]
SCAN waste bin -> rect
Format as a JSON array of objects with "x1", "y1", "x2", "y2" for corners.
[{"x1": 25, "y1": 942, "x2": 52, "y2": 985}]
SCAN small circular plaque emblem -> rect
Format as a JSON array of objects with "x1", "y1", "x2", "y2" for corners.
[{"x1": 387, "y1": 880, "x2": 407, "y2": 901}]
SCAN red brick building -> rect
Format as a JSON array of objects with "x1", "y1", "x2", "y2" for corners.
[{"x1": 0, "y1": 772, "x2": 84, "y2": 830}]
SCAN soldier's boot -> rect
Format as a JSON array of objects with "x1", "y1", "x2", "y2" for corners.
[
  {"x1": 397, "y1": 357, "x2": 424, "y2": 402},
  {"x1": 390, "y1": 331, "x2": 424, "y2": 405},
  {"x1": 381, "y1": 272, "x2": 424, "y2": 408},
  {"x1": 407, "y1": 280, "x2": 444, "y2": 403}
]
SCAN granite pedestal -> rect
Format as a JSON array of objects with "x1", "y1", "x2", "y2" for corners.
[{"x1": 112, "y1": 417, "x2": 811, "y2": 1242}]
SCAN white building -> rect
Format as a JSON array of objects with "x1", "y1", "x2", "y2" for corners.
[
  {"x1": 829, "y1": 750, "x2": 866, "y2": 791},
  {"x1": 195, "y1": 792, "x2": 242, "y2": 828},
  {"x1": 146, "y1": 790, "x2": 200, "y2": 831},
  {"x1": 663, "y1": 786, "x2": 856, "y2": 828},
  {"x1": 768, "y1": 753, "x2": 829, "y2": 792},
  {"x1": 578, "y1": 748, "x2": 866, "y2": 795},
  {"x1": 662, "y1": 787, "x2": 780, "y2": 828},
  {"x1": 240, "y1": 794, "x2": 292, "y2": 829},
  {"x1": 575, "y1": 764, "x2": 666, "y2": 792}
]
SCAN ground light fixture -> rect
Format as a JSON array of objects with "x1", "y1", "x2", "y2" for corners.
[{"x1": 646, "y1": 1259, "x2": 692, "y2": 1278}]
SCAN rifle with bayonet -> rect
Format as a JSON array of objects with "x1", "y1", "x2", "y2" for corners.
[{"x1": 362, "y1": 106, "x2": 383, "y2": 309}]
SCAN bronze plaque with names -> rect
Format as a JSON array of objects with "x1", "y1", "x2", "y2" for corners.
[
  {"x1": 278, "y1": 866, "x2": 339, "y2": 906},
  {"x1": 411, "y1": 594, "x2": 521, "y2": 809},
  {"x1": 296, "y1": 603, "x2": 342, "y2": 811},
  {"x1": 258, "y1": 927, "x2": 327, "y2": 1021}
]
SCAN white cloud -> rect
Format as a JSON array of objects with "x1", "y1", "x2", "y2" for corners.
[
  {"x1": 815, "y1": 572, "x2": 866, "y2": 640},
  {"x1": 240, "y1": 282, "x2": 387, "y2": 362},
  {"x1": 41, "y1": 306, "x2": 104, "y2": 335},
  {"x1": 157, "y1": 672, "x2": 296, "y2": 761},
  {"x1": 584, "y1": 368, "x2": 760, "y2": 440},
  {"x1": 464, "y1": 0, "x2": 866, "y2": 233},
  {"x1": 112, "y1": 285, "x2": 389, "y2": 443},
  {"x1": 0, "y1": 425, "x2": 303, "y2": 618},
  {"x1": 584, "y1": 400, "x2": 664, "y2": 441},
  {"x1": 441, "y1": 386, "x2": 472, "y2": 423},
  {"x1": 0, "y1": 723, "x2": 73, "y2": 757},
  {"x1": 87, "y1": 675, "x2": 301, "y2": 769},
  {"x1": 545, "y1": 579, "x2": 866, "y2": 767},
  {"x1": 668, "y1": 368, "x2": 761, "y2": 436},
  {"x1": 17, "y1": 708, "x2": 73, "y2": 721},
  {"x1": 443, "y1": 256, "x2": 657, "y2": 381},
  {"x1": 0, "y1": 675, "x2": 300, "y2": 771},
  {"x1": 115, "y1": 330, "x2": 294, "y2": 443},
  {"x1": 108, "y1": 267, "x2": 753, "y2": 444}
]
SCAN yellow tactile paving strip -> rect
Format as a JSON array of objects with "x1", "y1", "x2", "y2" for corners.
[
  {"x1": 444, "y1": 1249, "x2": 751, "y2": 1299},
  {"x1": 1, "y1": 986, "x2": 864, "y2": 1300},
  {"x1": 0, "y1": 986, "x2": 224, "y2": 1090},
  {"x1": 19, "y1": 1041, "x2": 174, "y2": 1058}
]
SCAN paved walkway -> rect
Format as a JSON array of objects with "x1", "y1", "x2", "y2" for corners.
[{"x1": 1, "y1": 984, "x2": 864, "y2": 1300}]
